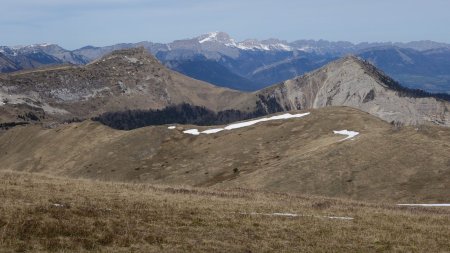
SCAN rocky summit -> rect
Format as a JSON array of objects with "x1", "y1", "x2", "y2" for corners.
[{"x1": 253, "y1": 56, "x2": 450, "y2": 126}]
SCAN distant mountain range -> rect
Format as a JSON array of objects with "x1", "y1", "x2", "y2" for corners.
[
  {"x1": 1, "y1": 48, "x2": 449, "y2": 128},
  {"x1": 1, "y1": 32, "x2": 450, "y2": 93}
]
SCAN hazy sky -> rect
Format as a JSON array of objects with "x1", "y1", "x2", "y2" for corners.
[{"x1": 2, "y1": 0, "x2": 450, "y2": 49}]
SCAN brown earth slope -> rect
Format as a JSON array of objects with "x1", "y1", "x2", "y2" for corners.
[{"x1": 1, "y1": 106, "x2": 449, "y2": 202}]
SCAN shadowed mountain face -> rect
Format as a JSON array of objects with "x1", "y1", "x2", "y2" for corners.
[{"x1": 1, "y1": 107, "x2": 449, "y2": 202}]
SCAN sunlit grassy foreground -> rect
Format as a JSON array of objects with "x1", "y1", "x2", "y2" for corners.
[{"x1": 1, "y1": 171, "x2": 449, "y2": 252}]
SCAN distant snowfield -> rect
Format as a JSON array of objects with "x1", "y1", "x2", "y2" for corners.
[
  {"x1": 180, "y1": 112, "x2": 311, "y2": 136},
  {"x1": 333, "y1": 130, "x2": 359, "y2": 141},
  {"x1": 398, "y1": 204, "x2": 450, "y2": 207},
  {"x1": 167, "y1": 126, "x2": 176, "y2": 130}
]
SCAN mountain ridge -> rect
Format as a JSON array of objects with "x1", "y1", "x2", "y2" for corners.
[
  {"x1": 2, "y1": 32, "x2": 450, "y2": 94},
  {"x1": 1, "y1": 48, "x2": 450, "y2": 128},
  {"x1": 253, "y1": 56, "x2": 450, "y2": 126},
  {"x1": 0, "y1": 47, "x2": 249, "y2": 124}
]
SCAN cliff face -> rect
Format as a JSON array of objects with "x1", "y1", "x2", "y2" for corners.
[{"x1": 255, "y1": 56, "x2": 450, "y2": 126}]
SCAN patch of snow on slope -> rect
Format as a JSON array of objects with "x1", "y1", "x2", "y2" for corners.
[
  {"x1": 327, "y1": 216, "x2": 354, "y2": 220},
  {"x1": 235, "y1": 42, "x2": 292, "y2": 51},
  {"x1": 183, "y1": 129, "x2": 200, "y2": 135},
  {"x1": 241, "y1": 212, "x2": 354, "y2": 220},
  {"x1": 333, "y1": 130, "x2": 359, "y2": 141},
  {"x1": 181, "y1": 112, "x2": 310, "y2": 135},
  {"x1": 225, "y1": 113, "x2": 310, "y2": 130},
  {"x1": 201, "y1": 128, "x2": 224, "y2": 134},
  {"x1": 273, "y1": 43, "x2": 293, "y2": 51},
  {"x1": 398, "y1": 204, "x2": 450, "y2": 207},
  {"x1": 168, "y1": 126, "x2": 176, "y2": 129},
  {"x1": 236, "y1": 43, "x2": 270, "y2": 51},
  {"x1": 199, "y1": 32, "x2": 219, "y2": 43}
]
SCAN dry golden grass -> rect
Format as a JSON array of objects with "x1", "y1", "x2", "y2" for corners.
[
  {"x1": 1, "y1": 107, "x2": 449, "y2": 202},
  {"x1": 1, "y1": 170, "x2": 450, "y2": 252}
]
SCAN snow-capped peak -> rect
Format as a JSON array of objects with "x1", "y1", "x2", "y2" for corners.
[
  {"x1": 197, "y1": 32, "x2": 236, "y2": 45},
  {"x1": 198, "y1": 32, "x2": 219, "y2": 43},
  {"x1": 195, "y1": 32, "x2": 294, "y2": 51}
]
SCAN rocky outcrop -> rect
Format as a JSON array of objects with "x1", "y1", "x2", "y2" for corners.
[{"x1": 254, "y1": 56, "x2": 450, "y2": 126}]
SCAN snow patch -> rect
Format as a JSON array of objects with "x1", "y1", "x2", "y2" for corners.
[
  {"x1": 183, "y1": 129, "x2": 200, "y2": 135},
  {"x1": 199, "y1": 32, "x2": 219, "y2": 43},
  {"x1": 271, "y1": 212, "x2": 299, "y2": 217},
  {"x1": 181, "y1": 112, "x2": 310, "y2": 136},
  {"x1": 333, "y1": 130, "x2": 359, "y2": 141},
  {"x1": 327, "y1": 216, "x2": 354, "y2": 220},
  {"x1": 241, "y1": 212, "x2": 353, "y2": 220},
  {"x1": 235, "y1": 42, "x2": 292, "y2": 51},
  {"x1": 275, "y1": 43, "x2": 293, "y2": 51},
  {"x1": 398, "y1": 204, "x2": 450, "y2": 207},
  {"x1": 201, "y1": 128, "x2": 224, "y2": 134},
  {"x1": 168, "y1": 126, "x2": 176, "y2": 129}
]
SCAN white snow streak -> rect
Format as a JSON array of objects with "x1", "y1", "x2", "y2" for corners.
[
  {"x1": 327, "y1": 216, "x2": 354, "y2": 220},
  {"x1": 181, "y1": 112, "x2": 310, "y2": 135},
  {"x1": 199, "y1": 32, "x2": 219, "y2": 43},
  {"x1": 201, "y1": 128, "x2": 224, "y2": 134},
  {"x1": 183, "y1": 129, "x2": 200, "y2": 135},
  {"x1": 398, "y1": 204, "x2": 450, "y2": 207},
  {"x1": 333, "y1": 130, "x2": 359, "y2": 141},
  {"x1": 270, "y1": 212, "x2": 299, "y2": 217},
  {"x1": 167, "y1": 126, "x2": 176, "y2": 129},
  {"x1": 241, "y1": 212, "x2": 353, "y2": 220}
]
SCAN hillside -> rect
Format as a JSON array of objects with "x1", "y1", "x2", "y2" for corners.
[
  {"x1": 3, "y1": 169, "x2": 450, "y2": 252},
  {"x1": 253, "y1": 56, "x2": 450, "y2": 126},
  {"x1": 2, "y1": 52, "x2": 450, "y2": 129},
  {"x1": 1, "y1": 107, "x2": 449, "y2": 202},
  {"x1": 1, "y1": 170, "x2": 450, "y2": 252},
  {"x1": 0, "y1": 47, "x2": 249, "y2": 123}
]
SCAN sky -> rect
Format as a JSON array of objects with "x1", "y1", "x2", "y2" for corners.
[{"x1": 1, "y1": 0, "x2": 450, "y2": 49}]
